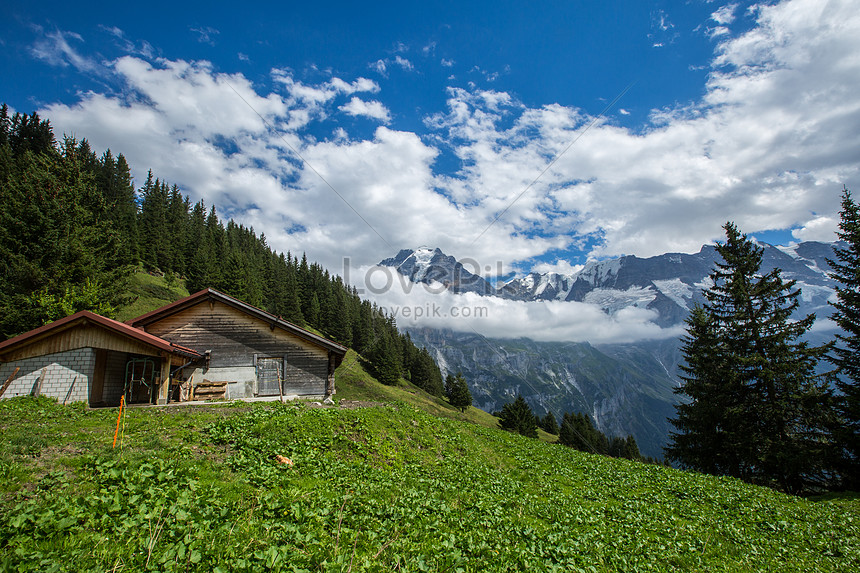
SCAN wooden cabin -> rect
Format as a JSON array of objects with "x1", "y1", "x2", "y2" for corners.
[
  {"x1": 127, "y1": 289, "x2": 347, "y2": 402},
  {"x1": 0, "y1": 311, "x2": 202, "y2": 407},
  {"x1": 0, "y1": 288, "x2": 347, "y2": 407}
]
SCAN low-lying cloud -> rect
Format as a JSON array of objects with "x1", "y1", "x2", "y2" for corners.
[{"x1": 351, "y1": 266, "x2": 684, "y2": 344}]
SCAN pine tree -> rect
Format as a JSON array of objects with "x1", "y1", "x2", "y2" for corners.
[
  {"x1": 558, "y1": 412, "x2": 607, "y2": 454},
  {"x1": 411, "y1": 348, "x2": 444, "y2": 396},
  {"x1": 366, "y1": 329, "x2": 401, "y2": 386},
  {"x1": 447, "y1": 371, "x2": 472, "y2": 412},
  {"x1": 539, "y1": 411, "x2": 559, "y2": 435},
  {"x1": 666, "y1": 222, "x2": 834, "y2": 493},
  {"x1": 827, "y1": 187, "x2": 860, "y2": 487},
  {"x1": 498, "y1": 395, "x2": 538, "y2": 438},
  {"x1": 665, "y1": 306, "x2": 746, "y2": 475},
  {"x1": 623, "y1": 435, "x2": 641, "y2": 460},
  {"x1": 0, "y1": 131, "x2": 128, "y2": 336}
]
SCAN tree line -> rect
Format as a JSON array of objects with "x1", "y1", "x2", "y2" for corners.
[
  {"x1": 666, "y1": 193, "x2": 860, "y2": 494},
  {"x1": 0, "y1": 106, "x2": 443, "y2": 398},
  {"x1": 494, "y1": 394, "x2": 657, "y2": 463}
]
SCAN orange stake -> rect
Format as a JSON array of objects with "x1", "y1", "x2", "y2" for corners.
[{"x1": 113, "y1": 395, "x2": 125, "y2": 448}]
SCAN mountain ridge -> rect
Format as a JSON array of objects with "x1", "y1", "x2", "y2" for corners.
[
  {"x1": 380, "y1": 241, "x2": 842, "y2": 458},
  {"x1": 380, "y1": 241, "x2": 839, "y2": 329}
]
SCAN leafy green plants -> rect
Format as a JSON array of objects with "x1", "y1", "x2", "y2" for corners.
[{"x1": 0, "y1": 396, "x2": 858, "y2": 571}]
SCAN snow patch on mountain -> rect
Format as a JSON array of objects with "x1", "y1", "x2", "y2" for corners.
[
  {"x1": 584, "y1": 286, "x2": 657, "y2": 314},
  {"x1": 776, "y1": 244, "x2": 801, "y2": 259},
  {"x1": 795, "y1": 281, "x2": 838, "y2": 304},
  {"x1": 577, "y1": 258, "x2": 623, "y2": 287},
  {"x1": 652, "y1": 279, "x2": 694, "y2": 309}
]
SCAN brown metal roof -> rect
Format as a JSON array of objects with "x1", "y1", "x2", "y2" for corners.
[
  {"x1": 128, "y1": 288, "x2": 348, "y2": 355},
  {"x1": 0, "y1": 311, "x2": 203, "y2": 359}
]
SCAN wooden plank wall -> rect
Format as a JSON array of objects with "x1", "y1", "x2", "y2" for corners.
[
  {"x1": 144, "y1": 301, "x2": 329, "y2": 395},
  {"x1": 0, "y1": 325, "x2": 160, "y2": 363}
]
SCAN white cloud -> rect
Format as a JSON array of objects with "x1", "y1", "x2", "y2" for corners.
[
  {"x1": 424, "y1": 0, "x2": 860, "y2": 261},
  {"x1": 354, "y1": 271, "x2": 683, "y2": 344},
  {"x1": 100, "y1": 26, "x2": 156, "y2": 59},
  {"x1": 35, "y1": 0, "x2": 860, "y2": 343},
  {"x1": 711, "y1": 3, "x2": 738, "y2": 25},
  {"x1": 339, "y1": 97, "x2": 391, "y2": 123},
  {"x1": 30, "y1": 28, "x2": 106, "y2": 76},
  {"x1": 792, "y1": 216, "x2": 838, "y2": 242},
  {"x1": 394, "y1": 55, "x2": 414, "y2": 71},
  {"x1": 370, "y1": 59, "x2": 387, "y2": 75},
  {"x1": 531, "y1": 260, "x2": 584, "y2": 276},
  {"x1": 190, "y1": 26, "x2": 219, "y2": 45}
]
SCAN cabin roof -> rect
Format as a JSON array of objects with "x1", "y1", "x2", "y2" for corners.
[
  {"x1": 0, "y1": 310, "x2": 203, "y2": 360},
  {"x1": 127, "y1": 288, "x2": 348, "y2": 356}
]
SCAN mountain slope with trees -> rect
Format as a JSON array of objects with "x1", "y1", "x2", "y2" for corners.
[{"x1": 0, "y1": 105, "x2": 443, "y2": 397}]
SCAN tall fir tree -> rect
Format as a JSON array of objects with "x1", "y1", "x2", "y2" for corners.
[
  {"x1": 498, "y1": 395, "x2": 538, "y2": 438},
  {"x1": 666, "y1": 222, "x2": 834, "y2": 493},
  {"x1": 411, "y1": 347, "x2": 444, "y2": 396},
  {"x1": 827, "y1": 187, "x2": 860, "y2": 487}
]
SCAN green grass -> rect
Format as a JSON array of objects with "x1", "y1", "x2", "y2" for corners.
[
  {"x1": 25, "y1": 275, "x2": 851, "y2": 570},
  {"x1": 0, "y1": 395, "x2": 858, "y2": 572},
  {"x1": 334, "y1": 349, "x2": 502, "y2": 430},
  {"x1": 114, "y1": 269, "x2": 191, "y2": 322}
]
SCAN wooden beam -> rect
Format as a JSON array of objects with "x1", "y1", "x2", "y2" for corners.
[
  {"x1": 0, "y1": 367, "x2": 21, "y2": 398},
  {"x1": 32, "y1": 368, "x2": 47, "y2": 397},
  {"x1": 63, "y1": 377, "x2": 77, "y2": 405},
  {"x1": 157, "y1": 357, "x2": 171, "y2": 405},
  {"x1": 326, "y1": 352, "x2": 336, "y2": 397}
]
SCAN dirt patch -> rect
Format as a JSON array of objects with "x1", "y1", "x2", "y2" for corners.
[{"x1": 337, "y1": 400, "x2": 385, "y2": 409}]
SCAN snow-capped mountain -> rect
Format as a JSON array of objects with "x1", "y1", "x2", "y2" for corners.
[
  {"x1": 379, "y1": 241, "x2": 841, "y2": 458},
  {"x1": 378, "y1": 247, "x2": 495, "y2": 295},
  {"x1": 500, "y1": 242, "x2": 838, "y2": 327},
  {"x1": 383, "y1": 242, "x2": 839, "y2": 329}
]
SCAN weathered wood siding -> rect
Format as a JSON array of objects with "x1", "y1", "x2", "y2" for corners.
[
  {"x1": 142, "y1": 301, "x2": 329, "y2": 396},
  {"x1": 0, "y1": 325, "x2": 163, "y2": 364}
]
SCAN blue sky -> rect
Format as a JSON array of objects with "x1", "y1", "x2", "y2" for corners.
[{"x1": 2, "y1": 0, "x2": 859, "y2": 284}]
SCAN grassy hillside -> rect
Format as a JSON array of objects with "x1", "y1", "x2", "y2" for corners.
[
  {"x1": 21, "y1": 270, "x2": 846, "y2": 570},
  {"x1": 1, "y1": 393, "x2": 857, "y2": 571},
  {"x1": 115, "y1": 269, "x2": 191, "y2": 322}
]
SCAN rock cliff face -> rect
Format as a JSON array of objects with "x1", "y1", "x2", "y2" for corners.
[
  {"x1": 382, "y1": 241, "x2": 841, "y2": 459},
  {"x1": 407, "y1": 327, "x2": 681, "y2": 458}
]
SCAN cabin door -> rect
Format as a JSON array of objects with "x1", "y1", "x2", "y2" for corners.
[{"x1": 256, "y1": 357, "x2": 283, "y2": 396}]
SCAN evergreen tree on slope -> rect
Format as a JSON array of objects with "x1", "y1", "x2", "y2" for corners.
[
  {"x1": 498, "y1": 395, "x2": 538, "y2": 438},
  {"x1": 667, "y1": 222, "x2": 833, "y2": 493},
  {"x1": 827, "y1": 187, "x2": 860, "y2": 487},
  {"x1": 446, "y1": 371, "x2": 472, "y2": 412}
]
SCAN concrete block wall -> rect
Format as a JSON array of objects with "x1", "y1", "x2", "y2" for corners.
[{"x1": 0, "y1": 348, "x2": 94, "y2": 403}]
